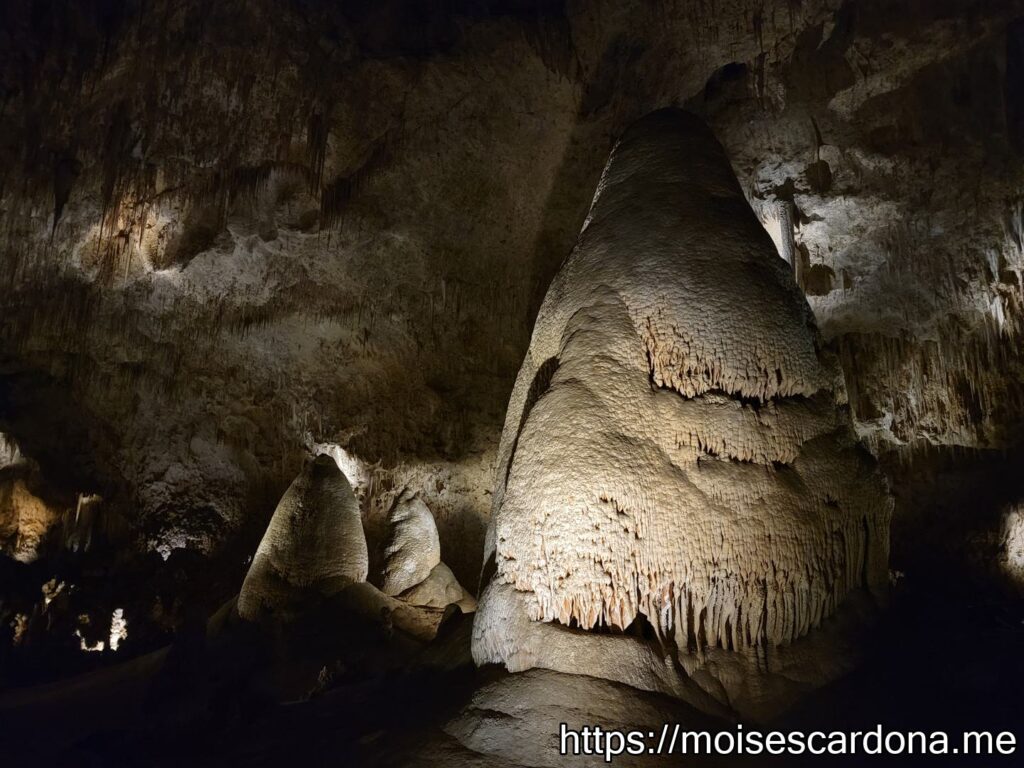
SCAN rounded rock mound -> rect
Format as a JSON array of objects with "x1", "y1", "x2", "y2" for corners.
[{"x1": 238, "y1": 454, "x2": 368, "y2": 621}]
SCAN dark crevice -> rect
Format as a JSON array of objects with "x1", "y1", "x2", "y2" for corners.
[
  {"x1": 1006, "y1": 17, "x2": 1024, "y2": 154},
  {"x1": 503, "y1": 356, "x2": 559, "y2": 489}
]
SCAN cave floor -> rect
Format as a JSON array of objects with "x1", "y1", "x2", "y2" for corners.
[{"x1": 1, "y1": 576, "x2": 1021, "y2": 768}]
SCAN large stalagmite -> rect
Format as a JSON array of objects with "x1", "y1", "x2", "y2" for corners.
[
  {"x1": 473, "y1": 109, "x2": 892, "y2": 715},
  {"x1": 237, "y1": 454, "x2": 368, "y2": 621}
]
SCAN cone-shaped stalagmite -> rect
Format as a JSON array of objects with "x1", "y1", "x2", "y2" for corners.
[
  {"x1": 238, "y1": 454, "x2": 368, "y2": 621},
  {"x1": 474, "y1": 110, "x2": 892, "y2": 704},
  {"x1": 382, "y1": 492, "x2": 442, "y2": 596}
]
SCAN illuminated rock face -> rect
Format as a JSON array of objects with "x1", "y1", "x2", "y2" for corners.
[
  {"x1": 474, "y1": 110, "x2": 892, "y2": 710},
  {"x1": 237, "y1": 454, "x2": 368, "y2": 621},
  {"x1": 1001, "y1": 507, "x2": 1024, "y2": 592},
  {"x1": 400, "y1": 562, "x2": 476, "y2": 613},
  {"x1": 0, "y1": 434, "x2": 21, "y2": 469},
  {"x1": 0, "y1": 477, "x2": 63, "y2": 563},
  {"x1": 381, "y1": 491, "x2": 478, "y2": 612},
  {"x1": 382, "y1": 493, "x2": 442, "y2": 597}
]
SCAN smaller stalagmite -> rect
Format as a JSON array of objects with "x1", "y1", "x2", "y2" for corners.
[
  {"x1": 237, "y1": 454, "x2": 368, "y2": 621},
  {"x1": 379, "y1": 490, "x2": 477, "y2": 613},
  {"x1": 381, "y1": 492, "x2": 442, "y2": 596}
]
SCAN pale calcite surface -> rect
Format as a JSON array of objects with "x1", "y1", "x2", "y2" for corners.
[
  {"x1": 237, "y1": 454, "x2": 368, "y2": 620},
  {"x1": 472, "y1": 580, "x2": 728, "y2": 717},
  {"x1": 436, "y1": 669, "x2": 721, "y2": 768},
  {"x1": 400, "y1": 562, "x2": 477, "y2": 613},
  {"x1": 0, "y1": 434, "x2": 21, "y2": 469},
  {"x1": 382, "y1": 493, "x2": 442, "y2": 596},
  {"x1": 475, "y1": 110, "x2": 892, "y2": 716},
  {"x1": 1001, "y1": 506, "x2": 1024, "y2": 591}
]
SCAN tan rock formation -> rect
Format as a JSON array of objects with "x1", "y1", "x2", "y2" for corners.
[
  {"x1": 400, "y1": 562, "x2": 477, "y2": 613},
  {"x1": 0, "y1": 477, "x2": 63, "y2": 563},
  {"x1": 382, "y1": 493, "x2": 442, "y2": 596},
  {"x1": 237, "y1": 454, "x2": 368, "y2": 621},
  {"x1": 474, "y1": 109, "x2": 892, "y2": 717},
  {"x1": 436, "y1": 669, "x2": 722, "y2": 768}
]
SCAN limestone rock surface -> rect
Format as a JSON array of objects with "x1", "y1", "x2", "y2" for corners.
[
  {"x1": 400, "y1": 562, "x2": 477, "y2": 613},
  {"x1": 433, "y1": 669, "x2": 726, "y2": 768},
  {"x1": 237, "y1": 454, "x2": 368, "y2": 620},
  {"x1": 476, "y1": 110, "x2": 893, "y2": 713},
  {"x1": 382, "y1": 493, "x2": 442, "y2": 596},
  {"x1": 0, "y1": 476, "x2": 63, "y2": 563}
]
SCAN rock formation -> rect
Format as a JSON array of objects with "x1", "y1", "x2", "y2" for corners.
[
  {"x1": 380, "y1": 490, "x2": 477, "y2": 613},
  {"x1": 0, "y1": 434, "x2": 21, "y2": 470},
  {"x1": 432, "y1": 669, "x2": 720, "y2": 768},
  {"x1": 1000, "y1": 506, "x2": 1024, "y2": 592},
  {"x1": 474, "y1": 109, "x2": 893, "y2": 717},
  {"x1": 400, "y1": 562, "x2": 476, "y2": 613},
  {"x1": 0, "y1": 476, "x2": 63, "y2": 563},
  {"x1": 237, "y1": 454, "x2": 368, "y2": 621},
  {"x1": 381, "y1": 492, "x2": 442, "y2": 596}
]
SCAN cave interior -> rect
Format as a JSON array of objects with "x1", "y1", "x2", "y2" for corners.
[{"x1": 0, "y1": 1, "x2": 1023, "y2": 765}]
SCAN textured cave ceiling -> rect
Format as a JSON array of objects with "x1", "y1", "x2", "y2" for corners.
[{"x1": 2, "y1": 0, "x2": 1024, "y2": 591}]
